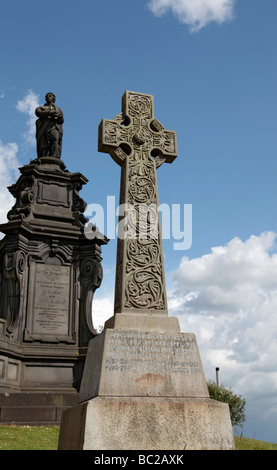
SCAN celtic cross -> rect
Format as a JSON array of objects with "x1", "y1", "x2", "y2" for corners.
[{"x1": 98, "y1": 91, "x2": 177, "y2": 319}]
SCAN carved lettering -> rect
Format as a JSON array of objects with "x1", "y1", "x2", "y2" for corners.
[
  {"x1": 104, "y1": 331, "x2": 201, "y2": 375},
  {"x1": 32, "y1": 264, "x2": 70, "y2": 335}
]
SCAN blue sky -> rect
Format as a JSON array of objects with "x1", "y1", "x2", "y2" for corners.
[{"x1": 1, "y1": 0, "x2": 277, "y2": 443}]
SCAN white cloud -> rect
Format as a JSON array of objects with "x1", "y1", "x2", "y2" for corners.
[
  {"x1": 16, "y1": 90, "x2": 40, "y2": 146},
  {"x1": 147, "y1": 0, "x2": 236, "y2": 32},
  {"x1": 92, "y1": 296, "x2": 114, "y2": 331},
  {"x1": 169, "y1": 231, "x2": 277, "y2": 433},
  {"x1": 0, "y1": 140, "x2": 20, "y2": 225},
  {"x1": 0, "y1": 91, "x2": 39, "y2": 227}
]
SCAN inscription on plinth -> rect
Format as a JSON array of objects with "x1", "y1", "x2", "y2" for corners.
[
  {"x1": 79, "y1": 329, "x2": 209, "y2": 401},
  {"x1": 105, "y1": 331, "x2": 201, "y2": 375},
  {"x1": 33, "y1": 264, "x2": 70, "y2": 335},
  {"x1": 24, "y1": 263, "x2": 75, "y2": 343}
]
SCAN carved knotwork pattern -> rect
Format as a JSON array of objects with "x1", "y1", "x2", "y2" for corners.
[
  {"x1": 99, "y1": 91, "x2": 177, "y2": 313},
  {"x1": 124, "y1": 149, "x2": 165, "y2": 310},
  {"x1": 104, "y1": 123, "x2": 176, "y2": 158},
  {"x1": 125, "y1": 238, "x2": 164, "y2": 309},
  {"x1": 128, "y1": 94, "x2": 152, "y2": 118}
]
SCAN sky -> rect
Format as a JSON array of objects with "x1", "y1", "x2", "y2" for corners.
[{"x1": 1, "y1": 0, "x2": 277, "y2": 443}]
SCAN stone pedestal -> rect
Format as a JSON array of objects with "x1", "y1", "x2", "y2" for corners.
[
  {"x1": 58, "y1": 314, "x2": 235, "y2": 450},
  {"x1": 0, "y1": 156, "x2": 107, "y2": 423},
  {"x1": 0, "y1": 392, "x2": 78, "y2": 425},
  {"x1": 59, "y1": 396, "x2": 234, "y2": 450}
]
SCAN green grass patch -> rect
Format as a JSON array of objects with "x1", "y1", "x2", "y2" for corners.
[
  {"x1": 234, "y1": 435, "x2": 277, "y2": 450},
  {"x1": 0, "y1": 425, "x2": 60, "y2": 450},
  {"x1": 0, "y1": 425, "x2": 276, "y2": 450}
]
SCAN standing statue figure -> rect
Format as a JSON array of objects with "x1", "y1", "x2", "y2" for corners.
[{"x1": 35, "y1": 92, "x2": 64, "y2": 158}]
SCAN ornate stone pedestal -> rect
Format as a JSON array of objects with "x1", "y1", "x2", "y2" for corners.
[{"x1": 0, "y1": 156, "x2": 107, "y2": 424}]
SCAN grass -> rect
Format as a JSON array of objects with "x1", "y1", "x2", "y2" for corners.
[
  {"x1": 0, "y1": 425, "x2": 276, "y2": 450},
  {"x1": 0, "y1": 425, "x2": 60, "y2": 450},
  {"x1": 234, "y1": 435, "x2": 277, "y2": 451}
]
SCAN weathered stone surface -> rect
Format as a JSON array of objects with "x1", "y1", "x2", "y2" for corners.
[
  {"x1": 104, "y1": 312, "x2": 180, "y2": 332},
  {"x1": 79, "y1": 329, "x2": 209, "y2": 402},
  {"x1": 59, "y1": 397, "x2": 235, "y2": 450}
]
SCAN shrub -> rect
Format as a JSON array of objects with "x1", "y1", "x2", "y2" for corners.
[{"x1": 207, "y1": 380, "x2": 246, "y2": 427}]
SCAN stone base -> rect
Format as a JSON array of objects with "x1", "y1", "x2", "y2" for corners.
[
  {"x1": 104, "y1": 313, "x2": 180, "y2": 332},
  {"x1": 58, "y1": 396, "x2": 235, "y2": 450},
  {"x1": 0, "y1": 392, "x2": 78, "y2": 425},
  {"x1": 59, "y1": 326, "x2": 235, "y2": 450},
  {"x1": 0, "y1": 349, "x2": 85, "y2": 394}
]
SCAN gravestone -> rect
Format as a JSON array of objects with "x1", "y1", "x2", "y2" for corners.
[
  {"x1": 58, "y1": 91, "x2": 235, "y2": 450},
  {"x1": 0, "y1": 93, "x2": 107, "y2": 424}
]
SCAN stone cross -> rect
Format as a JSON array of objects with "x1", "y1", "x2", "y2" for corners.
[{"x1": 98, "y1": 91, "x2": 177, "y2": 318}]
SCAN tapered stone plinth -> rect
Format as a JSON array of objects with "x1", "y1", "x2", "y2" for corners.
[
  {"x1": 59, "y1": 396, "x2": 234, "y2": 450},
  {"x1": 59, "y1": 319, "x2": 234, "y2": 450}
]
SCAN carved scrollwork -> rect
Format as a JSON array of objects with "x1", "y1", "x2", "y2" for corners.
[
  {"x1": 128, "y1": 152, "x2": 155, "y2": 205},
  {"x1": 131, "y1": 126, "x2": 153, "y2": 149},
  {"x1": 15, "y1": 251, "x2": 27, "y2": 276},
  {"x1": 80, "y1": 258, "x2": 103, "y2": 339},
  {"x1": 104, "y1": 121, "x2": 120, "y2": 145},
  {"x1": 126, "y1": 239, "x2": 159, "y2": 270},
  {"x1": 124, "y1": 235, "x2": 165, "y2": 310},
  {"x1": 20, "y1": 189, "x2": 34, "y2": 204},
  {"x1": 104, "y1": 121, "x2": 128, "y2": 146},
  {"x1": 113, "y1": 146, "x2": 128, "y2": 164},
  {"x1": 128, "y1": 94, "x2": 152, "y2": 118},
  {"x1": 3, "y1": 250, "x2": 27, "y2": 335},
  {"x1": 160, "y1": 131, "x2": 176, "y2": 154},
  {"x1": 81, "y1": 258, "x2": 102, "y2": 282},
  {"x1": 122, "y1": 144, "x2": 166, "y2": 310},
  {"x1": 72, "y1": 181, "x2": 87, "y2": 213},
  {"x1": 7, "y1": 204, "x2": 32, "y2": 221},
  {"x1": 7, "y1": 180, "x2": 34, "y2": 221},
  {"x1": 125, "y1": 265, "x2": 164, "y2": 310},
  {"x1": 154, "y1": 156, "x2": 166, "y2": 169}
]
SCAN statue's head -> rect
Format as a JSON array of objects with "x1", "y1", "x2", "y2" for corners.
[{"x1": 45, "y1": 92, "x2": 56, "y2": 104}]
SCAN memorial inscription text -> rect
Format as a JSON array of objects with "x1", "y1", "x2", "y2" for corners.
[
  {"x1": 104, "y1": 331, "x2": 201, "y2": 375},
  {"x1": 32, "y1": 264, "x2": 70, "y2": 335}
]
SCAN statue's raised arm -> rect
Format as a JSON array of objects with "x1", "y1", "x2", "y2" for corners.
[{"x1": 35, "y1": 92, "x2": 64, "y2": 158}]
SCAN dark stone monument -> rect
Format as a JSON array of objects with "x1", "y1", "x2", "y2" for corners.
[{"x1": 0, "y1": 93, "x2": 107, "y2": 424}]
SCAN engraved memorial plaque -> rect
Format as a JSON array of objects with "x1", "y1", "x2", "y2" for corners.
[
  {"x1": 24, "y1": 263, "x2": 74, "y2": 342},
  {"x1": 33, "y1": 264, "x2": 70, "y2": 335},
  {"x1": 38, "y1": 181, "x2": 69, "y2": 207}
]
